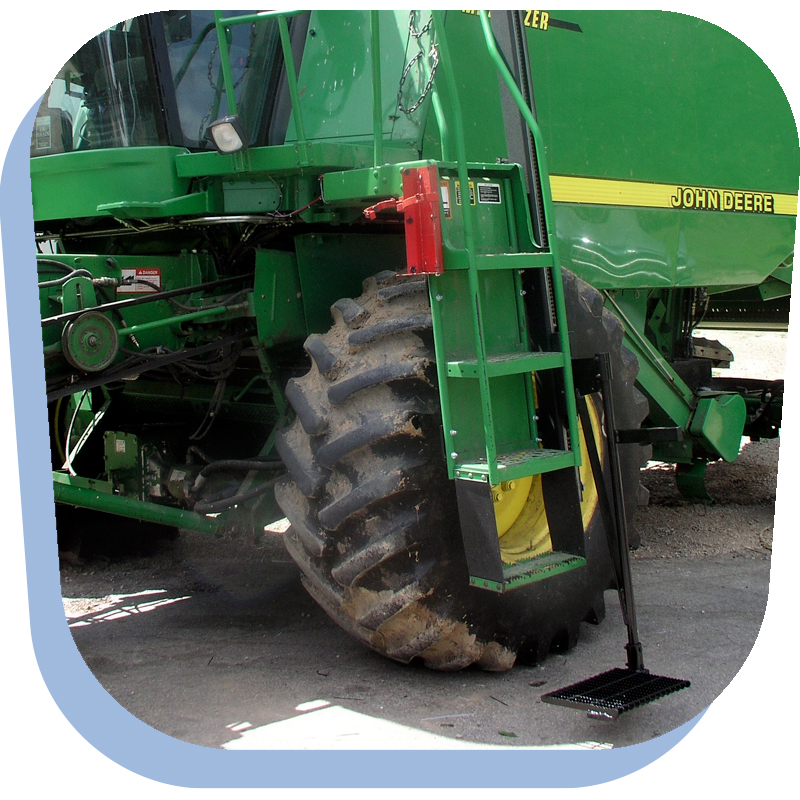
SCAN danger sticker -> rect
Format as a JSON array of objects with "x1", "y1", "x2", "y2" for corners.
[
  {"x1": 477, "y1": 183, "x2": 502, "y2": 204},
  {"x1": 119, "y1": 267, "x2": 162, "y2": 293}
]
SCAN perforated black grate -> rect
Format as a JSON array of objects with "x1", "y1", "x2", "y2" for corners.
[{"x1": 541, "y1": 668, "x2": 690, "y2": 719}]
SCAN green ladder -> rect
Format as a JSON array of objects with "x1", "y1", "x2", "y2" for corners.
[
  {"x1": 429, "y1": 216, "x2": 588, "y2": 593},
  {"x1": 429, "y1": 12, "x2": 587, "y2": 592}
]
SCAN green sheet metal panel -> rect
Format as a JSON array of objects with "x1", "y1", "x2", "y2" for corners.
[
  {"x1": 285, "y1": 10, "x2": 426, "y2": 147},
  {"x1": 518, "y1": 10, "x2": 799, "y2": 290},
  {"x1": 31, "y1": 148, "x2": 191, "y2": 221}
]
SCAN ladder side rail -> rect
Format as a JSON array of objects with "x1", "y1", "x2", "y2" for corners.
[
  {"x1": 478, "y1": 10, "x2": 581, "y2": 466},
  {"x1": 431, "y1": 10, "x2": 499, "y2": 469}
]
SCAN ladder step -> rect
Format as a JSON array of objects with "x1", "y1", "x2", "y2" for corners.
[
  {"x1": 469, "y1": 551, "x2": 586, "y2": 593},
  {"x1": 456, "y1": 447, "x2": 576, "y2": 482},
  {"x1": 475, "y1": 252, "x2": 554, "y2": 271},
  {"x1": 447, "y1": 351, "x2": 564, "y2": 378}
]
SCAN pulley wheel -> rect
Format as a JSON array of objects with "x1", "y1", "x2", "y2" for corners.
[{"x1": 61, "y1": 311, "x2": 119, "y2": 372}]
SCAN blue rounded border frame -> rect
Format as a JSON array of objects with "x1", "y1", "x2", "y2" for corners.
[{"x1": 3, "y1": 96, "x2": 705, "y2": 788}]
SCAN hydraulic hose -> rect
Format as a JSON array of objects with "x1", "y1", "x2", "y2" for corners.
[
  {"x1": 191, "y1": 457, "x2": 284, "y2": 495},
  {"x1": 193, "y1": 476, "x2": 282, "y2": 515},
  {"x1": 38, "y1": 268, "x2": 94, "y2": 288}
]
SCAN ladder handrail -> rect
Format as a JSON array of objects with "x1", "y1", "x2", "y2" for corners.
[
  {"x1": 478, "y1": 10, "x2": 582, "y2": 467},
  {"x1": 431, "y1": 10, "x2": 499, "y2": 467}
]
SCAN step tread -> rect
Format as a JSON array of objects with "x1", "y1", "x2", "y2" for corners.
[
  {"x1": 469, "y1": 551, "x2": 587, "y2": 592},
  {"x1": 456, "y1": 447, "x2": 576, "y2": 482},
  {"x1": 447, "y1": 351, "x2": 564, "y2": 378}
]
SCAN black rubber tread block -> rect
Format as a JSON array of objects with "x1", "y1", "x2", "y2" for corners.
[
  {"x1": 304, "y1": 334, "x2": 340, "y2": 377},
  {"x1": 331, "y1": 517, "x2": 422, "y2": 586},
  {"x1": 348, "y1": 314, "x2": 432, "y2": 348},
  {"x1": 375, "y1": 610, "x2": 458, "y2": 663},
  {"x1": 275, "y1": 425, "x2": 329, "y2": 497},
  {"x1": 318, "y1": 466, "x2": 422, "y2": 532},
  {"x1": 283, "y1": 529, "x2": 344, "y2": 609},
  {"x1": 327, "y1": 360, "x2": 426, "y2": 405},
  {"x1": 300, "y1": 575, "x2": 377, "y2": 652},
  {"x1": 315, "y1": 409, "x2": 417, "y2": 469},
  {"x1": 274, "y1": 479, "x2": 328, "y2": 558},
  {"x1": 371, "y1": 270, "x2": 398, "y2": 288},
  {"x1": 517, "y1": 636, "x2": 549, "y2": 666},
  {"x1": 549, "y1": 622, "x2": 580, "y2": 653},
  {"x1": 331, "y1": 298, "x2": 368, "y2": 327},
  {"x1": 583, "y1": 592, "x2": 606, "y2": 626},
  {"x1": 284, "y1": 377, "x2": 327, "y2": 436},
  {"x1": 349, "y1": 579, "x2": 431, "y2": 631},
  {"x1": 376, "y1": 280, "x2": 427, "y2": 302}
]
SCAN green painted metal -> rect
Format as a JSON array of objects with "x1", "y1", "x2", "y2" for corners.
[
  {"x1": 690, "y1": 394, "x2": 747, "y2": 462},
  {"x1": 213, "y1": 11, "x2": 239, "y2": 118},
  {"x1": 253, "y1": 250, "x2": 306, "y2": 345},
  {"x1": 515, "y1": 9, "x2": 799, "y2": 292},
  {"x1": 30, "y1": 10, "x2": 798, "y2": 551},
  {"x1": 119, "y1": 300, "x2": 250, "y2": 339},
  {"x1": 294, "y1": 233, "x2": 406, "y2": 333},
  {"x1": 470, "y1": 553, "x2": 587, "y2": 594},
  {"x1": 31, "y1": 148, "x2": 192, "y2": 222},
  {"x1": 53, "y1": 473, "x2": 220, "y2": 534},
  {"x1": 370, "y1": 11, "x2": 383, "y2": 168},
  {"x1": 479, "y1": 10, "x2": 581, "y2": 467}
]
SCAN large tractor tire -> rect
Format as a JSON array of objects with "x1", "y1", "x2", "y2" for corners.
[{"x1": 275, "y1": 269, "x2": 648, "y2": 671}]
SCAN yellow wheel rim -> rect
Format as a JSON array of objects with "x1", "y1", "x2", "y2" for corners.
[{"x1": 492, "y1": 399, "x2": 603, "y2": 564}]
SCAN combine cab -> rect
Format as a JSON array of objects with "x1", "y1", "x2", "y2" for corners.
[{"x1": 32, "y1": 11, "x2": 798, "y2": 670}]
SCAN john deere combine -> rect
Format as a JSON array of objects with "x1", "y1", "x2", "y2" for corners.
[{"x1": 32, "y1": 11, "x2": 798, "y2": 671}]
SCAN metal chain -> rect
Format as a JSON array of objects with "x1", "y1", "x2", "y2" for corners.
[
  {"x1": 408, "y1": 9, "x2": 433, "y2": 39},
  {"x1": 206, "y1": 23, "x2": 256, "y2": 93},
  {"x1": 397, "y1": 12, "x2": 438, "y2": 115},
  {"x1": 200, "y1": 24, "x2": 257, "y2": 144}
]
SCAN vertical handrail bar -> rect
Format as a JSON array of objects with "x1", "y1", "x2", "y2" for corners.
[
  {"x1": 370, "y1": 11, "x2": 383, "y2": 168},
  {"x1": 277, "y1": 15, "x2": 310, "y2": 161},
  {"x1": 431, "y1": 10, "x2": 498, "y2": 469},
  {"x1": 478, "y1": 11, "x2": 581, "y2": 466},
  {"x1": 212, "y1": 10, "x2": 310, "y2": 162},
  {"x1": 213, "y1": 11, "x2": 239, "y2": 117}
]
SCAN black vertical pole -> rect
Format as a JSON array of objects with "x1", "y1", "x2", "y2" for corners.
[{"x1": 597, "y1": 352, "x2": 646, "y2": 673}]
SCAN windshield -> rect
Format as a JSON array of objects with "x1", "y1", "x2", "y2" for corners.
[
  {"x1": 164, "y1": 10, "x2": 283, "y2": 149},
  {"x1": 32, "y1": 11, "x2": 288, "y2": 157},
  {"x1": 31, "y1": 16, "x2": 168, "y2": 155}
]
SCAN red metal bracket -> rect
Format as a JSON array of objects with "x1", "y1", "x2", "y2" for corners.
[
  {"x1": 362, "y1": 165, "x2": 444, "y2": 275},
  {"x1": 363, "y1": 197, "x2": 400, "y2": 220},
  {"x1": 400, "y1": 165, "x2": 444, "y2": 275}
]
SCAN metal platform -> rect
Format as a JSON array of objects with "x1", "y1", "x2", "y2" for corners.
[{"x1": 541, "y1": 668, "x2": 691, "y2": 720}]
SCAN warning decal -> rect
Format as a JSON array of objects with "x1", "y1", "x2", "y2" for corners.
[
  {"x1": 118, "y1": 267, "x2": 162, "y2": 293},
  {"x1": 477, "y1": 183, "x2": 502, "y2": 204},
  {"x1": 455, "y1": 181, "x2": 476, "y2": 206},
  {"x1": 440, "y1": 181, "x2": 452, "y2": 218}
]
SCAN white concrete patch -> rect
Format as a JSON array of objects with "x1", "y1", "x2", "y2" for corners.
[
  {"x1": 65, "y1": 591, "x2": 190, "y2": 627},
  {"x1": 295, "y1": 699, "x2": 332, "y2": 712},
  {"x1": 226, "y1": 722, "x2": 253, "y2": 732},
  {"x1": 221, "y1": 704, "x2": 612, "y2": 750}
]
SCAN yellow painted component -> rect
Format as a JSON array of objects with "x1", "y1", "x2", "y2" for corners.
[
  {"x1": 550, "y1": 174, "x2": 798, "y2": 217},
  {"x1": 492, "y1": 399, "x2": 603, "y2": 564},
  {"x1": 493, "y1": 475, "x2": 533, "y2": 536}
]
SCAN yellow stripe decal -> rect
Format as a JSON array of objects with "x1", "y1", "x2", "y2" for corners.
[{"x1": 550, "y1": 175, "x2": 798, "y2": 217}]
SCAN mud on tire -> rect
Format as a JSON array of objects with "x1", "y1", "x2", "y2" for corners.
[{"x1": 275, "y1": 269, "x2": 648, "y2": 671}]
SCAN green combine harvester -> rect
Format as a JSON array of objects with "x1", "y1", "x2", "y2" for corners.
[{"x1": 33, "y1": 11, "x2": 797, "y2": 678}]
